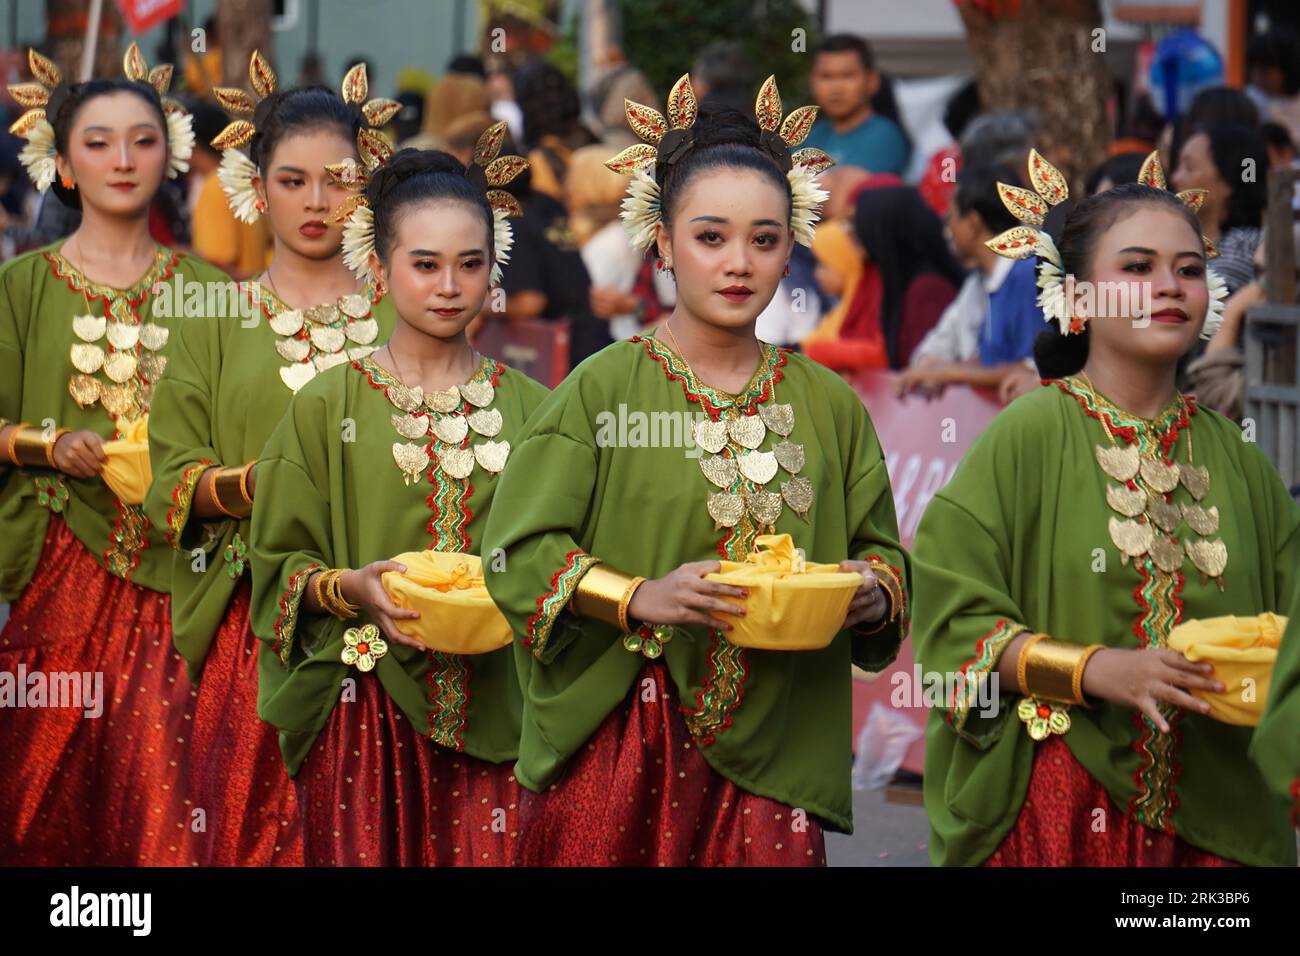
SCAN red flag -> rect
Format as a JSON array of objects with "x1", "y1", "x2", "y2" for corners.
[{"x1": 113, "y1": 0, "x2": 182, "y2": 34}]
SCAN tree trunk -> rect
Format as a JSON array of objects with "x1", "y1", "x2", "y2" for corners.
[
  {"x1": 957, "y1": 0, "x2": 1110, "y2": 188},
  {"x1": 45, "y1": 0, "x2": 123, "y2": 80},
  {"x1": 219, "y1": 0, "x2": 273, "y2": 88}
]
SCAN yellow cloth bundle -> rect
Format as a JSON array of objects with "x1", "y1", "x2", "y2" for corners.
[
  {"x1": 100, "y1": 415, "x2": 151, "y2": 505},
  {"x1": 704, "y1": 534, "x2": 862, "y2": 650},
  {"x1": 381, "y1": 550, "x2": 512, "y2": 655},
  {"x1": 1167, "y1": 612, "x2": 1286, "y2": 726}
]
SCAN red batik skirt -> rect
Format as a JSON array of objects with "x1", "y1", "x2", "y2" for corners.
[
  {"x1": 517, "y1": 662, "x2": 827, "y2": 867},
  {"x1": 294, "y1": 672, "x2": 519, "y2": 866},
  {"x1": 0, "y1": 515, "x2": 199, "y2": 866},
  {"x1": 984, "y1": 734, "x2": 1240, "y2": 867},
  {"x1": 188, "y1": 580, "x2": 301, "y2": 866}
]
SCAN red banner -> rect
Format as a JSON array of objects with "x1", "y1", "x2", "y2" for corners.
[
  {"x1": 847, "y1": 370, "x2": 1004, "y2": 774},
  {"x1": 113, "y1": 0, "x2": 182, "y2": 35},
  {"x1": 472, "y1": 317, "x2": 571, "y2": 389}
]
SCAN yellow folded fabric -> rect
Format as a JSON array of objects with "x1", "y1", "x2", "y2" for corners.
[
  {"x1": 100, "y1": 415, "x2": 151, "y2": 505},
  {"x1": 704, "y1": 533, "x2": 862, "y2": 650},
  {"x1": 1167, "y1": 612, "x2": 1286, "y2": 726},
  {"x1": 381, "y1": 550, "x2": 512, "y2": 655}
]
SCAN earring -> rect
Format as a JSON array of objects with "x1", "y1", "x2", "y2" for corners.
[
  {"x1": 782, "y1": 264, "x2": 791, "y2": 277},
  {"x1": 655, "y1": 257, "x2": 667, "y2": 273},
  {"x1": 61, "y1": 176, "x2": 75, "y2": 190},
  {"x1": 1066, "y1": 315, "x2": 1088, "y2": 335},
  {"x1": 254, "y1": 198, "x2": 267, "y2": 213}
]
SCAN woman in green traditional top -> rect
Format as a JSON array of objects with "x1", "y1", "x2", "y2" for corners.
[
  {"x1": 912, "y1": 153, "x2": 1300, "y2": 867},
  {"x1": 249, "y1": 141, "x2": 547, "y2": 866},
  {"x1": 480, "y1": 77, "x2": 910, "y2": 867},
  {"x1": 143, "y1": 54, "x2": 398, "y2": 866},
  {"x1": 0, "y1": 47, "x2": 222, "y2": 865}
]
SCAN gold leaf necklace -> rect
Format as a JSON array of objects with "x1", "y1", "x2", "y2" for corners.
[
  {"x1": 661, "y1": 320, "x2": 811, "y2": 530},
  {"x1": 1077, "y1": 372, "x2": 1226, "y2": 590}
]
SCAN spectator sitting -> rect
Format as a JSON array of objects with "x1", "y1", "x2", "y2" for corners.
[
  {"x1": 896, "y1": 162, "x2": 1043, "y2": 401},
  {"x1": 803, "y1": 34, "x2": 910, "y2": 175},
  {"x1": 803, "y1": 179, "x2": 961, "y2": 371},
  {"x1": 1172, "y1": 123, "x2": 1268, "y2": 292}
]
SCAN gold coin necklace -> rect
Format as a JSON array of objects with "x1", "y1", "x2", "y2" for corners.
[
  {"x1": 263, "y1": 268, "x2": 380, "y2": 393},
  {"x1": 376, "y1": 344, "x2": 509, "y2": 487},
  {"x1": 64, "y1": 238, "x2": 169, "y2": 425},
  {"x1": 1080, "y1": 373, "x2": 1226, "y2": 590},
  {"x1": 661, "y1": 320, "x2": 811, "y2": 530}
]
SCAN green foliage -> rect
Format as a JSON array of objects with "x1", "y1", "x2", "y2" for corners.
[{"x1": 619, "y1": 0, "x2": 818, "y2": 103}]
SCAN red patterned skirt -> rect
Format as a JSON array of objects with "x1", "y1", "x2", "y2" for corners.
[
  {"x1": 189, "y1": 580, "x2": 301, "y2": 866},
  {"x1": 0, "y1": 516, "x2": 199, "y2": 866},
  {"x1": 517, "y1": 662, "x2": 827, "y2": 867},
  {"x1": 984, "y1": 735, "x2": 1239, "y2": 867},
  {"x1": 294, "y1": 671, "x2": 519, "y2": 866}
]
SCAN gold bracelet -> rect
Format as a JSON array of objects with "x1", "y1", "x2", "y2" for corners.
[
  {"x1": 11, "y1": 425, "x2": 54, "y2": 469},
  {"x1": 238, "y1": 461, "x2": 256, "y2": 507},
  {"x1": 1024, "y1": 637, "x2": 1093, "y2": 705},
  {"x1": 1016, "y1": 633, "x2": 1048, "y2": 697},
  {"x1": 1073, "y1": 644, "x2": 1105, "y2": 705},
  {"x1": 321, "y1": 569, "x2": 359, "y2": 620},
  {"x1": 619, "y1": 576, "x2": 646, "y2": 633},
  {"x1": 4, "y1": 423, "x2": 29, "y2": 466},
  {"x1": 572, "y1": 563, "x2": 642, "y2": 632},
  {"x1": 211, "y1": 465, "x2": 252, "y2": 519},
  {"x1": 206, "y1": 468, "x2": 237, "y2": 519},
  {"x1": 311, "y1": 569, "x2": 331, "y2": 614},
  {"x1": 45, "y1": 428, "x2": 70, "y2": 469},
  {"x1": 333, "y1": 572, "x2": 360, "y2": 619}
]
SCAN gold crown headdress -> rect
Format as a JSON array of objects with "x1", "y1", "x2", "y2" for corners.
[
  {"x1": 210, "y1": 52, "x2": 401, "y2": 224},
  {"x1": 7, "y1": 43, "x2": 194, "y2": 193},
  {"x1": 604, "y1": 74, "x2": 834, "y2": 252},
  {"x1": 326, "y1": 120, "x2": 528, "y2": 286},
  {"x1": 985, "y1": 149, "x2": 1226, "y2": 340}
]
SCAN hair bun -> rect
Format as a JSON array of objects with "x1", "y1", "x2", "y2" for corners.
[{"x1": 364, "y1": 148, "x2": 465, "y2": 209}]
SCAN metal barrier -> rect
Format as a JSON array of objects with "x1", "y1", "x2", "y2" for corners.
[{"x1": 1244, "y1": 166, "x2": 1300, "y2": 490}]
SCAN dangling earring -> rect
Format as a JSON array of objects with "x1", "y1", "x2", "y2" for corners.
[
  {"x1": 254, "y1": 198, "x2": 267, "y2": 213},
  {"x1": 782, "y1": 263, "x2": 791, "y2": 277},
  {"x1": 61, "y1": 176, "x2": 75, "y2": 190},
  {"x1": 655, "y1": 257, "x2": 666, "y2": 273}
]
